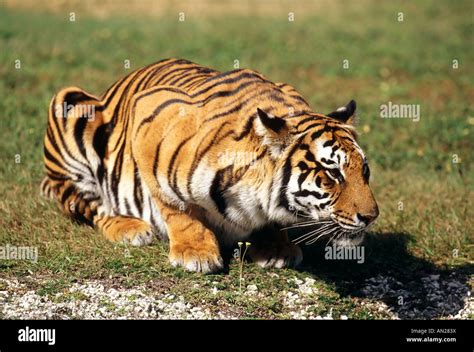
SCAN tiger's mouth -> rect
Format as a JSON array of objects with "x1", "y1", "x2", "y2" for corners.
[
  {"x1": 331, "y1": 229, "x2": 366, "y2": 247},
  {"x1": 289, "y1": 217, "x2": 367, "y2": 247}
]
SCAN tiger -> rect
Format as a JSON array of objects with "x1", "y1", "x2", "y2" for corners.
[{"x1": 41, "y1": 58, "x2": 379, "y2": 273}]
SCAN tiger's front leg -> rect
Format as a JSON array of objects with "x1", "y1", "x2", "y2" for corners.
[
  {"x1": 157, "y1": 203, "x2": 224, "y2": 273},
  {"x1": 130, "y1": 87, "x2": 223, "y2": 273}
]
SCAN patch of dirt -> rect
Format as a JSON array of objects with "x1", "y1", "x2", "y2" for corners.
[{"x1": 1, "y1": 273, "x2": 471, "y2": 319}]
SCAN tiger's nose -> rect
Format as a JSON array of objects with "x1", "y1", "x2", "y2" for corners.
[{"x1": 357, "y1": 207, "x2": 379, "y2": 225}]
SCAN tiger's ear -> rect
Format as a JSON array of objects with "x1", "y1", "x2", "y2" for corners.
[
  {"x1": 255, "y1": 108, "x2": 289, "y2": 158},
  {"x1": 327, "y1": 100, "x2": 357, "y2": 125}
]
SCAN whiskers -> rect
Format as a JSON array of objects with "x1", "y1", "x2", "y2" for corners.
[
  {"x1": 284, "y1": 210, "x2": 367, "y2": 246},
  {"x1": 281, "y1": 220, "x2": 332, "y2": 231},
  {"x1": 292, "y1": 221, "x2": 338, "y2": 245},
  {"x1": 290, "y1": 221, "x2": 364, "y2": 246}
]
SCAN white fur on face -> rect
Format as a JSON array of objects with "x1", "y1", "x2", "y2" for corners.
[{"x1": 332, "y1": 233, "x2": 365, "y2": 247}]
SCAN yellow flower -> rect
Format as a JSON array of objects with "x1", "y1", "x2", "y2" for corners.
[{"x1": 379, "y1": 82, "x2": 390, "y2": 92}]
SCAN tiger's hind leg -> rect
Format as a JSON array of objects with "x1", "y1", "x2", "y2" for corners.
[
  {"x1": 42, "y1": 85, "x2": 106, "y2": 225},
  {"x1": 93, "y1": 214, "x2": 154, "y2": 246},
  {"x1": 40, "y1": 177, "x2": 99, "y2": 226},
  {"x1": 41, "y1": 176, "x2": 154, "y2": 245}
]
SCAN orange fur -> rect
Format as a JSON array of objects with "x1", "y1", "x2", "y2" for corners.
[{"x1": 42, "y1": 58, "x2": 378, "y2": 273}]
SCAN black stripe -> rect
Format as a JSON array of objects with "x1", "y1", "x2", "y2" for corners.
[
  {"x1": 233, "y1": 115, "x2": 256, "y2": 141},
  {"x1": 203, "y1": 93, "x2": 257, "y2": 122},
  {"x1": 210, "y1": 151, "x2": 266, "y2": 215},
  {"x1": 61, "y1": 185, "x2": 75, "y2": 203},
  {"x1": 191, "y1": 71, "x2": 266, "y2": 99},
  {"x1": 124, "y1": 198, "x2": 132, "y2": 215},
  {"x1": 45, "y1": 170, "x2": 69, "y2": 181},
  {"x1": 323, "y1": 139, "x2": 336, "y2": 147},
  {"x1": 186, "y1": 123, "x2": 231, "y2": 198},
  {"x1": 45, "y1": 164, "x2": 69, "y2": 180},
  {"x1": 73, "y1": 117, "x2": 89, "y2": 159},
  {"x1": 319, "y1": 200, "x2": 331, "y2": 210},
  {"x1": 62, "y1": 91, "x2": 92, "y2": 129},
  {"x1": 168, "y1": 135, "x2": 194, "y2": 201},
  {"x1": 290, "y1": 94, "x2": 309, "y2": 105},
  {"x1": 148, "y1": 197, "x2": 159, "y2": 230},
  {"x1": 203, "y1": 88, "x2": 278, "y2": 123},
  {"x1": 100, "y1": 58, "x2": 174, "y2": 101},
  {"x1": 278, "y1": 135, "x2": 307, "y2": 210},
  {"x1": 321, "y1": 158, "x2": 336, "y2": 165},
  {"x1": 210, "y1": 166, "x2": 232, "y2": 215},
  {"x1": 44, "y1": 145, "x2": 66, "y2": 170},
  {"x1": 168, "y1": 66, "x2": 214, "y2": 86},
  {"x1": 107, "y1": 66, "x2": 155, "y2": 128},
  {"x1": 177, "y1": 73, "x2": 212, "y2": 88},
  {"x1": 311, "y1": 125, "x2": 332, "y2": 140},
  {"x1": 199, "y1": 79, "x2": 261, "y2": 106},
  {"x1": 92, "y1": 123, "x2": 111, "y2": 184},
  {"x1": 133, "y1": 163, "x2": 143, "y2": 216},
  {"x1": 293, "y1": 190, "x2": 329, "y2": 199},
  {"x1": 295, "y1": 116, "x2": 318, "y2": 128},
  {"x1": 137, "y1": 77, "x2": 261, "y2": 132},
  {"x1": 48, "y1": 98, "x2": 93, "y2": 175},
  {"x1": 152, "y1": 142, "x2": 162, "y2": 177},
  {"x1": 110, "y1": 142, "x2": 126, "y2": 207},
  {"x1": 159, "y1": 66, "x2": 199, "y2": 85},
  {"x1": 136, "y1": 97, "x2": 192, "y2": 135},
  {"x1": 297, "y1": 169, "x2": 311, "y2": 186}
]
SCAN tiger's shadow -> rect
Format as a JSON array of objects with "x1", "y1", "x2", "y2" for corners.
[{"x1": 292, "y1": 231, "x2": 472, "y2": 319}]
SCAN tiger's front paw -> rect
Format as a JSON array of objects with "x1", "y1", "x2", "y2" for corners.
[
  {"x1": 248, "y1": 241, "x2": 303, "y2": 269},
  {"x1": 123, "y1": 228, "x2": 154, "y2": 247},
  {"x1": 97, "y1": 216, "x2": 154, "y2": 247},
  {"x1": 169, "y1": 242, "x2": 224, "y2": 274}
]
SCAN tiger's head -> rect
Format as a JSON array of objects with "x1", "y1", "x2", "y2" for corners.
[{"x1": 257, "y1": 100, "x2": 379, "y2": 246}]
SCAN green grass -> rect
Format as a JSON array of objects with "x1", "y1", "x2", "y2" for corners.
[{"x1": 0, "y1": 0, "x2": 472, "y2": 319}]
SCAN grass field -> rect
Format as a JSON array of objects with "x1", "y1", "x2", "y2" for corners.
[{"x1": 0, "y1": 0, "x2": 472, "y2": 319}]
